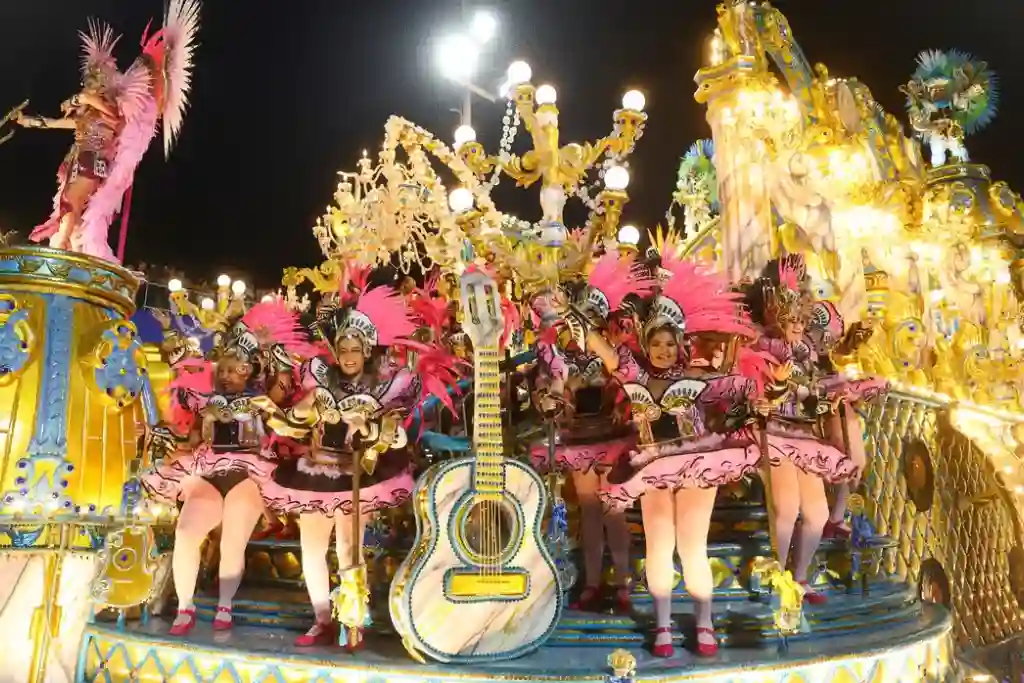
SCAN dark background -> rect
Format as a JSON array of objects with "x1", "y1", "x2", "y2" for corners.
[{"x1": 0, "y1": 0, "x2": 1020, "y2": 288}]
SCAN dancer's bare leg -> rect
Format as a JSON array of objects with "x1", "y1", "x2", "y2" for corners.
[
  {"x1": 54, "y1": 177, "x2": 95, "y2": 249},
  {"x1": 171, "y1": 479, "x2": 223, "y2": 628},
  {"x1": 216, "y1": 479, "x2": 265, "y2": 624},
  {"x1": 640, "y1": 488, "x2": 676, "y2": 649},
  {"x1": 792, "y1": 471, "x2": 829, "y2": 583},
  {"x1": 298, "y1": 513, "x2": 335, "y2": 624},
  {"x1": 674, "y1": 486, "x2": 718, "y2": 646},
  {"x1": 599, "y1": 471, "x2": 632, "y2": 589},
  {"x1": 767, "y1": 459, "x2": 801, "y2": 570},
  {"x1": 572, "y1": 470, "x2": 606, "y2": 590}
]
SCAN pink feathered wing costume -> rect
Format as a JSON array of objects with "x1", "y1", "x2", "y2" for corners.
[
  {"x1": 258, "y1": 284, "x2": 430, "y2": 516},
  {"x1": 599, "y1": 254, "x2": 762, "y2": 510},
  {"x1": 140, "y1": 300, "x2": 314, "y2": 504},
  {"x1": 31, "y1": 0, "x2": 200, "y2": 261},
  {"x1": 530, "y1": 253, "x2": 654, "y2": 474}
]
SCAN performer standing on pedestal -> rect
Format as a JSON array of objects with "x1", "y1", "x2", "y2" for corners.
[{"x1": 15, "y1": 0, "x2": 200, "y2": 261}]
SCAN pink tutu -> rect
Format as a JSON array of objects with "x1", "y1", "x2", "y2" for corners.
[
  {"x1": 140, "y1": 447, "x2": 275, "y2": 503},
  {"x1": 761, "y1": 421, "x2": 857, "y2": 483},
  {"x1": 599, "y1": 433, "x2": 760, "y2": 510},
  {"x1": 530, "y1": 434, "x2": 636, "y2": 474},
  {"x1": 259, "y1": 452, "x2": 413, "y2": 516}
]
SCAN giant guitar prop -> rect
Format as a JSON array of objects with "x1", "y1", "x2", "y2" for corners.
[{"x1": 390, "y1": 268, "x2": 563, "y2": 663}]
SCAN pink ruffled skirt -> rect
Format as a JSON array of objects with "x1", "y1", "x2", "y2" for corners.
[
  {"x1": 140, "y1": 447, "x2": 275, "y2": 504},
  {"x1": 259, "y1": 451, "x2": 413, "y2": 516},
  {"x1": 530, "y1": 433, "x2": 636, "y2": 475},
  {"x1": 598, "y1": 433, "x2": 760, "y2": 510},
  {"x1": 761, "y1": 420, "x2": 857, "y2": 483}
]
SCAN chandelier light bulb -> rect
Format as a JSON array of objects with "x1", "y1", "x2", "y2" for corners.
[
  {"x1": 167, "y1": 278, "x2": 183, "y2": 293},
  {"x1": 535, "y1": 84, "x2": 557, "y2": 105},
  {"x1": 231, "y1": 280, "x2": 247, "y2": 295},
  {"x1": 604, "y1": 165, "x2": 630, "y2": 191},
  {"x1": 449, "y1": 187, "x2": 475, "y2": 213},
  {"x1": 506, "y1": 60, "x2": 532, "y2": 86},
  {"x1": 216, "y1": 274, "x2": 231, "y2": 288},
  {"x1": 200, "y1": 297, "x2": 215, "y2": 310},
  {"x1": 261, "y1": 294, "x2": 274, "y2": 303},
  {"x1": 454, "y1": 124, "x2": 477, "y2": 146},
  {"x1": 618, "y1": 224, "x2": 641, "y2": 246},
  {"x1": 621, "y1": 89, "x2": 646, "y2": 112}
]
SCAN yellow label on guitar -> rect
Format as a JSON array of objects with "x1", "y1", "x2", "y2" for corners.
[{"x1": 447, "y1": 573, "x2": 528, "y2": 599}]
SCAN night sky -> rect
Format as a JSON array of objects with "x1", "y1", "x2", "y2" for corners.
[{"x1": 0, "y1": 0, "x2": 1022, "y2": 288}]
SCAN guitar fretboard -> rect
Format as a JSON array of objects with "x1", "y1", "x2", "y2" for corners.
[{"x1": 472, "y1": 344, "x2": 504, "y2": 500}]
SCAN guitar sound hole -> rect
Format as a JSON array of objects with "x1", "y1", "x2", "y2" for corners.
[{"x1": 460, "y1": 499, "x2": 516, "y2": 563}]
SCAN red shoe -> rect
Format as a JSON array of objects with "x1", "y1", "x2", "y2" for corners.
[
  {"x1": 651, "y1": 626, "x2": 674, "y2": 658},
  {"x1": 344, "y1": 626, "x2": 365, "y2": 652},
  {"x1": 168, "y1": 608, "x2": 197, "y2": 636},
  {"x1": 610, "y1": 585, "x2": 632, "y2": 615},
  {"x1": 212, "y1": 606, "x2": 233, "y2": 631},
  {"x1": 569, "y1": 585, "x2": 603, "y2": 612},
  {"x1": 694, "y1": 626, "x2": 718, "y2": 657},
  {"x1": 800, "y1": 581, "x2": 828, "y2": 605},
  {"x1": 295, "y1": 620, "x2": 338, "y2": 647},
  {"x1": 823, "y1": 520, "x2": 851, "y2": 540}
]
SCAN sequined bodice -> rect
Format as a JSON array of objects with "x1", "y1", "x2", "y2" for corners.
[
  {"x1": 200, "y1": 393, "x2": 262, "y2": 452},
  {"x1": 74, "y1": 109, "x2": 118, "y2": 154}
]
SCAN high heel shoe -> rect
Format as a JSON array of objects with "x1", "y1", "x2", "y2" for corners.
[
  {"x1": 569, "y1": 585, "x2": 603, "y2": 612},
  {"x1": 168, "y1": 608, "x2": 197, "y2": 636},
  {"x1": 212, "y1": 606, "x2": 233, "y2": 631},
  {"x1": 295, "y1": 620, "x2": 338, "y2": 647},
  {"x1": 610, "y1": 585, "x2": 632, "y2": 615},
  {"x1": 694, "y1": 626, "x2": 718, "y2": 657},
  {"x1": 822, "y1": 520, "x2": 851, "y2": 540},
  {"x1": 651, "y1": 626, "x2": 674, "y2": 658},
  {"x1": 799, "y1": 581, "x2": 828, "y2": 605}
]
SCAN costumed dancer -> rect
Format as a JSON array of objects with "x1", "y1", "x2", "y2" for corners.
[
  {"x1": 258, "y1": 277, "x2": 453, "y2": 649},
  {"x1": 141, "y1": 300, "x2": 313, "y2": 635},
  {"x1": 803, "y1": 300, "x2": 888, "y2": 538},
  {"x1": 594, "y1": 249, "x2": 764, "y2": 657},
  {"x1": 530, "y1": 253, "x2": 648, "y2": 614},
  {"x1": 742, "y1": 256, "x2": 882, "y2": 601},
  {"x1": 17, "y1": 0, "x2": 200, "y2": 261}
]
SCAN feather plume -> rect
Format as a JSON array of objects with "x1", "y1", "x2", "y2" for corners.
[
  {"x1": 587, "y1": 252, "x2": 656, "y2": 313},
  {"x1": 141, "y1": 0, "x2": 201, "y2": 157},
  {"x1": 167, "y1": 358, "x2": 213, "y2": 432},
  {"x1": 659, "y1": 237, "x2": 754, "y2": 338},
  {"x1": 399, "y1": 339, "x2": 470, "y2": 427},
  {"x1": 355, "y1": 286, "x2": 415, "y2": 346},
  {"x1": 79, "y1": 20, "x2": 120, "y2": 82},
  {"x1": 735, "y1": 346, "x2": 775, "y2": 395},
  {"x1": 241, "y1": 300, "x2": 319, "y2": 358},
  {"x1": 500, "y1": 297, "x2": 520, "y2": 348},
  {"x1": 409, "y1": 289, "x2": 451, "y2": 339}
]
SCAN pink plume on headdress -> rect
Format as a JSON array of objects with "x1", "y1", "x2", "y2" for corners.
[
  {"x1": 241, "y1": 300, "x2": 318, "y2": 358},
  {"x1": 777, "y1": 254, "x2": 806, "y2": 291},
  {"x1": 338, "y1": 263, "x2": 371, "y2": 305},
  {"x1": 409, "y1": 289, "x2": 451, "y2": 340},
  {"x1": 588, "y1": 252, "x2": 656, "y2": 313},
  {"x1": 141, "y1": 0, "x2": 201, "y2": 157},
  {"x1": 735, "y1": 346, "x2": 775, "y2": 395},
  {"x1": 167, "y1": 358, "x2": 213, "y2": 432},
  {"x1": 79, "y1": 20, "x2": 120, "y2": 82},
  {"x1": 400, "y1": 340, "x2": 470, "y2": 427},
  {"x1": 355, "y1": 285, "x2": 415, "y2": 346},
  {"x1": 660, "y1": 249, "x2": 755, "y2": 338},
  {"x1": 500, "y1": 298, "x2": 520, "y2": 348}
]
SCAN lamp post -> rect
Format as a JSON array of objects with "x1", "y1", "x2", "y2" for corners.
[{"x1": 435, "y1": 5, "x2": 500, "y2": 127}]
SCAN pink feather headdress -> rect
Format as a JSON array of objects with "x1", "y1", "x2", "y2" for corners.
[
  {"x1": 762, "y1": 254, "x2": 811, "y2": 327},
  {"x1": 335, "y1": 285, "x2": 416, "y2": 356},
  {"x1": 583, "y1": 252, "x2": 656, "y2": 320},
  {"x1": 237, "y1": 300, "x2": 318, "y2": 359},
  {"x1": 650, "y1": 247, "x2": 755, "y2": 340}
]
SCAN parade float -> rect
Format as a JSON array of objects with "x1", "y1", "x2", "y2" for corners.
[{"x1": 1, "y1": 2, "x2": 1022, "y2": 683}]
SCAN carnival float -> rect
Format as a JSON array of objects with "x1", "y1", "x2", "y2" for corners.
[{"x1": 0, "y1": 1, "x2": 1022, "y2": 682}]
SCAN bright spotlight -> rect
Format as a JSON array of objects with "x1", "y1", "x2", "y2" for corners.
[
  {"x1": 437, "y1": 34, "x2": 480, "y2": 82},
  {"x1": 471, "y1": 10, "x2": 498, "y2": 43}
]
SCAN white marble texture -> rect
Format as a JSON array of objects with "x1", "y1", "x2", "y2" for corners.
[
  {"x1": 391, "y1": 457, "x2": 562, "y2": 662},
  {"x1": 0, "y1": 553, "x2": 99, "y2": 683}
]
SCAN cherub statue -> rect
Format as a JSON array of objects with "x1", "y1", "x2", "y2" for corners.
[
  {"x1": 902, "y1": 50, "x2": 998, "y2": 168},
  {"x1": 15, "y1": 1, "x2": 201, "y2": 262}
]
